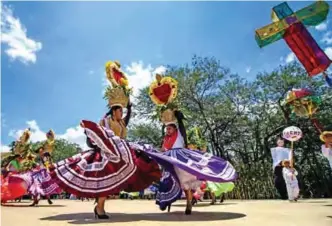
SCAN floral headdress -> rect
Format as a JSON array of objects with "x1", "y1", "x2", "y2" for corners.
[
  {"x1": 149, "y1": 73, "x2": 179, "y2": 125},
  {"x1": 103, "y1": 61, "x2": 132, "y2": 108}
]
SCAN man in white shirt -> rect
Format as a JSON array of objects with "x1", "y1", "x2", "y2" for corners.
[
  {"x1": 270, "y1": 138, "x2": 292, "y2": 200},
  {"x1": 322, "y1": 145, "x2": 332, "y2": 169},
  {"x1": 320, "y1": 127, "x2": 332, "y2": 169}
]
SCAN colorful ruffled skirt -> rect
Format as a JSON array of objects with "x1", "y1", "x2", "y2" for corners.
[
  {"x1": 206, "y1": 181, "x2": 235, "y2": 197},
  {"x1": 144, "y1": 184, "x2": 158, "y2": 196},
  {"x1": 129, "y1": 144, "x2": 238, "y2": 209},
  {"x1": 1, "y1": 172, "x2": 27, "y2": 202},
  {"x1": 20, "y1": 168, "x2": 62, "y2": 198},
  {"x1": 1, "y1": 167, "x2": 61, "y2": 202},
  {"x1": 49, "y1": 120, "x2": 161, "y2": 198}
]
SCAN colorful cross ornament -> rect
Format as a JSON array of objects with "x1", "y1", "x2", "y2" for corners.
[{"x1": 255, "y1": 1, "x2": 331, "y2": 77}]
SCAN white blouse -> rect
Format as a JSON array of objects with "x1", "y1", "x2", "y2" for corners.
[{"x1": 171, "y1": 131, "x2": 185, "y2": 149}]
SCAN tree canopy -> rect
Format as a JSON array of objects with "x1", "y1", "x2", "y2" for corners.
[
  {"x1": 1, "y1": 139, "x2": 80, "y2": 168},
  {"x1": 131, "y1": 55, "x2": 332, "y2": 199},
  {"x1": 32, "y1": 139, "x2": 80, "y2": 163}
]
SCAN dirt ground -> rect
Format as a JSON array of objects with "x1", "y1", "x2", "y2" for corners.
[{"x1": 1, "y1": 199, "x2": 332, "y2": 226}]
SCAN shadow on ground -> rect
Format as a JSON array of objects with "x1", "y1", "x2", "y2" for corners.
[
  {"x1": 40, "y1": 211, "x2": 246, "y2": 224},
  {"x1": 172, "y1": 203, "x2": 237, "y2": 208}
]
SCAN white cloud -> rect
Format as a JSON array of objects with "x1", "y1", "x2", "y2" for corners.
[
  {"x1": 245, "y1": 66, "x2": 251, "y2": 73},
  {"x1": 1, "y1": 3, "x2": 42, "y2": 64},
  {"x1": 285, "y1": 52, "x2": 296, "y2": 63},
  {"x1": 153, "y1": 65, "x2": 167, "y2": 75},
  {"x1": 101, "y1": 61, "x2": 166, "y2": 98},
  {"x1": 325, "y1": 47, "x2": 332, "y2": 59},
  {"x1": 8, "y1": 120, "x2": 88, "y2": 150},
  {"x1": 321, "y1": 31, "x2": 332, "y2": 45},
  {"x1": 0, "y1": 144, "x2": 11, "y2": 153},
  {"x1": 315, "y1": 21, "x2": 328, "y2": 31},
  {"x1": 88, "y1": 70, "x2": 95, "y2": 75},
  {"x1": 100, "y1": 61, "x2": 166, "y2": 111},
  {"x1": 125, "y1": 62, "x2": 166, "y2": 98},
  {"x1": 58, "y1": 126, "x2": 87, "y2": 150}
]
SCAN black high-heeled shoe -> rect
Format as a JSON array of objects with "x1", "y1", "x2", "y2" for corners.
[
  {"x1": 29, "y1": 201, "x2": 38, "y2": 207},
  {"x1": 94, "y1": 207, "x2": 109, "y2": 219},
  {"x1": 160, "y1": 204, "x2": 171, "y2": 212},
  {"x1": 185, "y1": 203, "x2": 192, "y2": 215}
]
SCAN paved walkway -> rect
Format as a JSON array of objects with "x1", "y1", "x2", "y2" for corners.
[{"x1": 1, "y1": 199, "x2": 332, "y2": 226}]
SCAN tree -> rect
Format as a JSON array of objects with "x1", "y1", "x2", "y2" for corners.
[
  {"x1": 32, "y1": 139, "x2": 80, "y2": 163},
  {"x1": 132, "y1": 56, "x2": 332, "y2": 199},
  {"x1": 128, "y1": 123, "x2": 163, "y2": 147}
]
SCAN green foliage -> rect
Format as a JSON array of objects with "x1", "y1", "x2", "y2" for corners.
[
  {"x1": 187, "y1": 127, "x2": 207, "y2": 149},
  {"x1": 32, "y1": 139, "x2": 80, "y2": 163},
  {"x1": 2, "y1": 139, "x2": 80, "y2": 170},
  {"x1": 52, "y1": 139, "x2": 80, "y2": 162},
  {"x1": 128, "y1": 123, "x2": 163, "y2": 147},
  {"x1": 132, "y1": 56, "x2": 332, "y2": 199}
]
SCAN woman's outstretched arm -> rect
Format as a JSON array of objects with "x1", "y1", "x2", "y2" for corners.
[{"x1": 124, "y1": 102, "x2": 132, "y2": 126}]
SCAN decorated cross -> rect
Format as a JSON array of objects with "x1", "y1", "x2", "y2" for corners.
[{"x1": 255, "y1": 1, "x2": 331, "y2": 77}]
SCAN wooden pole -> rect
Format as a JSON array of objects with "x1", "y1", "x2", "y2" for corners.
[{"x1": 291, "y1": 141, "x2": 294, "y2": 168}]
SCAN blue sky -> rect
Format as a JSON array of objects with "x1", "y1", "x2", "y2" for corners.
[{"x1": 1, "y1": 1, "x2": 332, "y2": 150}]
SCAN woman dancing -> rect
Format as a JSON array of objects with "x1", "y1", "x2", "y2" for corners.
[
  {"x1": 187, "y1": 128, "x2": 235, "y2": 206},
  {"x1": 160, "y1": 109, "x2": 199, "y2": 214},
  {"x1": 144, "y1": 74, "x2": 238, "y2": 214},
  {"x1": 50, "y1": 61, "x2": 161, "y2": 219},
  {"x1": 30, "y1": 130, "x2": 58, "y2": 206},
  {"x1": 1, "y1": 129, "x2": 61, "y2": 206}
]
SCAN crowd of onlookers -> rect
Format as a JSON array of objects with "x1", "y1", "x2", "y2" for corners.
[{"x1": 11, "y1": 190, "x2": 157, "y2": 202}]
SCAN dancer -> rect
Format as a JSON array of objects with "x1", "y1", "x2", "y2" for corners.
[
  {"x1": 146, "y1": 74, "x2": 238, "y2": 214},
  {"x1": 30, "y1": 130, "x2": 58, "y2": 206},
  {"x1": 1, "y1": 129, "x2": 61, "y2": 205},
  {"x1": 271, "y1": 138, "x2": 292, "y2": 200},
  {"x1": 132, "y1": 108, "x2": 238, "y2": 215},
  {"x1": 282, "y1": 160, "x2": 299, "y2": 202},
  {"x1": 208, "y1": 182, "x2": 235, "y2": 205},
  {"x1": 50, "y1": 61, "x2": 161, "y2": 219},
  {"x1": 160, "y1": 109, "x2": 200, "y2": 214},
  {"x1": 50, "y1": 120, "x2": 161, "y2": 218},
  {"x1": 320, "y1": 126, "x2": 332, "y2": 169},
  {"x1": 1, "y1": 153, "x2": 26, "y2": 204},
  {"x1": 94, "y1": 60, "x2": 132, "y2": 210},
  {"x1": 192, "y1": 182, "x2": 207, "y2": 205},
  {"x1": 187, "y1": 128, "x2": 235, "y2": 206}
]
